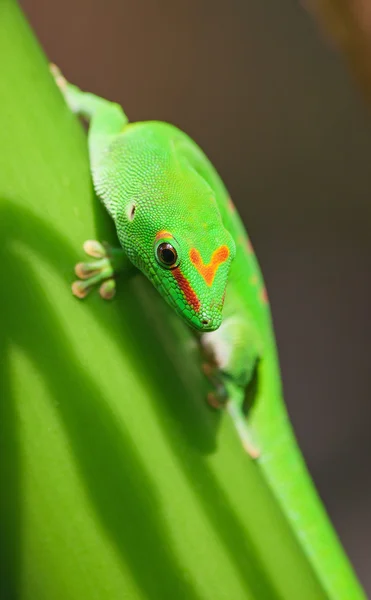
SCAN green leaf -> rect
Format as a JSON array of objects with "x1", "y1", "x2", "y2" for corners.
[{"x1": 0, "y1": 2, "x2": 365, "y2": 599}]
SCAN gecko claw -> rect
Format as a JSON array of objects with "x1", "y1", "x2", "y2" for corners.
[
  {"x1": 99, "y1": 279, "x2": 116, "y2": 300},
  {"x1": 207, "y1": 392, "x2": 225, "y2": 410},
  {"x1": 83, "y1": 240, "x2": 107, "y2": 258},
  {"x1": 202, "y1": 362, "x2": 213, "y2": 377},
  {"x1": 72, "y1": 280, "x2": 93, "y2": 299},
  {"x1": 243, "y1": 441, "x2": 260, "y2": 460},
  {"x1": 75, "y1": 262, "x2": 101, "y2": 279}
]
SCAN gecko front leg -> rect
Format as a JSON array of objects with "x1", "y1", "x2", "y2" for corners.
[
  {"x1": 200, "y1": 307, "x2": 262, "y2": 459},
  {"x1": 72, "y1": 240, "x2": 136, "y2": 300}
]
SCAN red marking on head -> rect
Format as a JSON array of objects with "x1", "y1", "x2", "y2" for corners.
[
  {"x1": 246, "y1": 239, "x2": 254, "y2": 255},
  {"x1": 172, "y1": 267, "x2": 200, "y2": 312},
  {"x1": 227, "y1": 197, "x2": 236, "y2": 212},
  {"x1": 260, "y1": 286, "x2": 269, "y2": 304},
  {"x1": 189, "y1": 245, "x2": 230, "y2": 287}
]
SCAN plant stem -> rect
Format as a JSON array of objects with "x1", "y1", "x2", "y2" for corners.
[{"x1": 0, "y1": 2, "x2": 365, "y2": 599}]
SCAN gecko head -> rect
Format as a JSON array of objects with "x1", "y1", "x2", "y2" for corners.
[
  {"x1": 119, "y1": 201, "x2": 236, "y2": 332},
  {"x1": 113, "y1": 127, "x2": 236, "y2": 332},
  {"x1": 152, "y1": 228, "x2": 235, "y2": 331}
]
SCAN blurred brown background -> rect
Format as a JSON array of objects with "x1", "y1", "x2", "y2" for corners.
[{"x1": 20, "y1": 0, "x2": 371, "y2": 593}]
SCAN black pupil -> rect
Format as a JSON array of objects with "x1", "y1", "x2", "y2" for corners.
[{"x1": 159, "y1": 243, "x2": 176, "y2": 265}]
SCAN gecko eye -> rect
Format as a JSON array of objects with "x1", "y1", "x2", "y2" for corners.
[{"x1": 156, "y1": 242, "x2": 178, "y2": 268}]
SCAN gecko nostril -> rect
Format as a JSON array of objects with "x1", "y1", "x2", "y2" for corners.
[{"x1": 202, "y1": 318, "x2": 210, "y2": 326}]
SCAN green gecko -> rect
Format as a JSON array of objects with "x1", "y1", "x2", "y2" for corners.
[
  {"x1": 51, "y1": 64, "x2": 267, "y2": 457},
  {"x1": 51, "y1": 65, "x2": 365, "y2": 600}
]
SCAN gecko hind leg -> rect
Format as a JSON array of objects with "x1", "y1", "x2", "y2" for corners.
[
  {"x1": 202, "y1": 361, "x2": 260, "y2": 458},
  {"x1": 225, "y1": 382, "x2": 260, "y2": 459},
  {"x1": 202, "y1": 362, "x2": 229, "y2": 409},
  {"x1": 200, "y1": 311, "x2": 261, "y2": 459},
  {"x1": 72, "y1": 240, "x2": 130, "y2": 300}
]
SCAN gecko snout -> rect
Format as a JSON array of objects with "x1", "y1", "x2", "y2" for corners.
[{"x1": 196, "y1": 311, "x2": 222, "y2": 332}]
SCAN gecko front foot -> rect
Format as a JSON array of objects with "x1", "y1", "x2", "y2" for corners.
[{"x1": 72, "y1": 240, "x2": 124, "y2": 300}]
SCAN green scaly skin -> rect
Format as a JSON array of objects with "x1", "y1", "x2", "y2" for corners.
[{"x1": 51, "y1": 65, "x2": 364, "y2": 599}]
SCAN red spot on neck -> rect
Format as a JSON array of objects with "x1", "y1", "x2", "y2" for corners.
[
  {"x1": 260, "y1": 286, "x2": 269, "y2": 304},
  {"x1": 246, "y1": 239, "x2": 254, "y2": 255},
  {"x1": 172, "y1": 267, "x2": 200, "y2": 312},
  {"x1": 227, "y1": 197, "x2": 236, "y2": 212}
]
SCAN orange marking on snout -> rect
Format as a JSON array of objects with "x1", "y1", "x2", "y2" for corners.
[{"x1": 190, "y1": 245, "x2": 230, "y2": 287}]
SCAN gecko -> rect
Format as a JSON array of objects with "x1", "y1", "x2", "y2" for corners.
[
  {"x1": 51, "y1": 64, "x2": 272, "y2": 458},
  {"x1": 49, "y1": 65, "x2": 366, "y2": 600}
]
